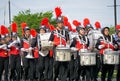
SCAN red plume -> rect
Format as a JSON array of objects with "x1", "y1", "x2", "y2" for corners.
[
  {"x1": 72, "y1": 20, "x2": 81, "y2": 27},
  {"x1": 21, "y1": 22, "x2": 27, "y2": 30},
  {"x1": 63, "y1": 16, "x2": 69, "y2": 26},
  {"x1": 55, "y1": 7, "x2": 62, "y2": 18},
  {"x1": 4, "y1": 26, "x2": 9, "y2": 34},
  {"x1": 95, "y1": 21, "x2": 101, "y2": 29},
  {"x1": 11, "y1": 22, "x2": 18, "y2": 32},
  {"x1": 30, "y1": 29, "x2": 37, "y2": 37},
  {"x1": 0, "y1": 26, "x2": 1, "y2": 35},
  {"x1": 83, "y1": 18, "x2": 90, "y2": 27},
  {"x1": 40, "y1": 18, "x2": 49, "y2": 27},
  {"x1": 0, "y1": 25, "x2": 6, "y2": 35},
  {"x1": 67, "y1": 22, "x2": 72, "y2": 31},
  {"x1": 21, "y1": 22, "x2": 27, "y2": 36},
  {"x1": 49, "y1": 25, "x2": 55, "y2": 31},
  {"x1": 72, "y1": 29, "x2": 76, "y2": 32},
  {"x1": 116, "y1": 25, "x2": 120, "y2": 30}
]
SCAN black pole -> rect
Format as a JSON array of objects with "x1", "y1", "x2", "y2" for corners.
[
  {"x1": 114, "y1": 0, "x2": 117, "y2": 30},
  {"x1": 8, "y1": 0, "x2": 11, "y2": 25}
]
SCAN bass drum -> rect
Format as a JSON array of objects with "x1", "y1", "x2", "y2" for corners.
[
  {"x1": 55, "y1": 46, "x2": 71, "y2": 62},
  {"x1": 87, "y1": 30, "x2": 103, "y2": 52},
  {"x1": 80, "y1": 52, "x2": 96, "y2": 66}
]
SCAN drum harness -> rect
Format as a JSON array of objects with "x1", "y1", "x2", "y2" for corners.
[
  {"x1": 54, "y1": 30, "x2": 66, "y2": 45},
  {"x1": 102, "y1": 35, "x2": 113, "y2": 54},
  {"x1": 52, "y1": 30, "x2": 67, "y2": 80},
  {"x1": 77, "y1": 35, "x2": 88, "y2": 54}
]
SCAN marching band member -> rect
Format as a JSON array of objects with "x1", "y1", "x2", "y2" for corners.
[
  {"x1": 83, "y1": 18, "x2": 94, "y2": 80},
  {"x1": 114, "y1": 25, "x2": 120, "y2": 81},
  {"x1": 93, "y1": 21, "x2": 102, "y2": 81},
  {"x1": 69, "y1": 20, "x2": 81, "y2": 81},
  {"x1": 87, "y1": 21, "x2": 102, "y2": 81},
  {"x1": 49, "y1": 7, "x2": 70, "y2": 81},
  {"x1": 47, "y1": 24, "x2": 56, "y2": 81},
  {"x1": 21, "y1": 23, "x2": 35, "y2": 81},
  {"x1": 63, "y1": 16, "x2": 73, "y2": 81},
  {"x1": 96, "y1": 27, "x2": 118, "y2": 81},
  {"x1": 29, "y1": 29, "x2": 38, "y2": 81},
  {"x1": 0, "y1": 25, "x2": 9, "y2": 81},
  {"x1": 8, "y1": 22, "x2": 21, "y2": 81},
  {"x1": 36, "y1": 19, "x2": 50, "y2": 81},
  {"x1": 70, "y1": 26, "x2": 93, "y2": 81}
]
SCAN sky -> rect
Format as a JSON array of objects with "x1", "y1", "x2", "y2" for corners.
[{"x1": 0, "y1": 0, "x2": 120, "y2": 28}]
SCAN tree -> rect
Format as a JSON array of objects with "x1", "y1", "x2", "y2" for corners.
[
  {"x1": 12, "y1": 9, "x2": 56, "y2": 36},
  {"x1": 109, "y1": 26, "x2": 115, "y2": 35}
]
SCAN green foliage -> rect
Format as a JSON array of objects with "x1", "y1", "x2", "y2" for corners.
[
  {"x1": 109, "y1": 26, "x2": 115, "y2": 35},
  {"x1": 12, "y1": 9, "x2": 56, "y2": 36}
]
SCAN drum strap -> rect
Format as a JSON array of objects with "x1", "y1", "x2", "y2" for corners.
[
  {"x1": 103, "y1": 35, "x2": 113, "y2": 44},
  {"x1": 55, "y1": 30, "x2": 66, "y2": 39},
  {"x1": 77, "y1": 36, "x2": 87, "y2": 45},
  {"x1": 37, "y1": 34, "x2": 41, "y2": 51}
]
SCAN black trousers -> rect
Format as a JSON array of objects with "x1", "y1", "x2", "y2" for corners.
[
  {"x1": 37, "y1": 54, "x2": 52, "y2": 81},
  {"x1": 101, "y1": 64, "x2": 115, "y2": 81},
  {"x1": 23, "y1": 53, "x2": 35, "y2": 80},
  {"x1": 69, "y1": 55, "x2": 79, "y2": 81},
  {"x1": 0, "y1": 57, "x2": 9, "y2": 81},
  {"x1": 54, "y1": 61, "x2": 68, "y2": 81},
  {"x1": 9, "y1": 54, "x2": 21, "y2": 81},
  {"x1": 79, "y1": 66, "x2": 93, "y2": 81},
  {"x1": 92, "y1": 54, "x2": 102, "y2": 81},
  {"x1": 34, "y1": 58, "x2": 38, "y2": 80},
  {"x1": 117, "y1": 64, "x2": 120, "y2": 81},
  {"x1": 45, "y1": 57, "x2": 53, "y2": 81},
  {"x1": 101, "y1": 54, "x2": 115, "y2": 81}
]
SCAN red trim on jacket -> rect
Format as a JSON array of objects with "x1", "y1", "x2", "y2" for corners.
[
  {"x1": 99, "y1": 41, "x2": 114, "y2": 54},
  {"x1": 53, "y1": 34, "x2": 66, "y2": 46},
  {"x1": 76, "y1": 40, "x2": 88, "y2": 50},
  {"x1": 9, "y1": 46, "x2": 20, "y2": 55},
  {"x1": 0, "y1": 49, "x2": 8, "y2": 57}
]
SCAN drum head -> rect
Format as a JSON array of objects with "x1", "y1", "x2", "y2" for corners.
[
  {"x1": 56, "y1": 47, "x2": 70, "y2": 50},
  {"x1": 104, "y1": 49, "x2": 118, "y2": 55},
  {"x1": 80, "y1": 52, "x2": 96, "y2": 56}
]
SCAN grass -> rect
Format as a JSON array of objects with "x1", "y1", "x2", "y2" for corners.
[{"x1": 98, "y1": 70, "x2": 117, "y2": 78}]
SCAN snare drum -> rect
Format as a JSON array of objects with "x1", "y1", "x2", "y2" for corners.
[
  {"x1": 40, "y1": 33, "x2": 53, "y2": 50},
  {"x1": 103, "y1": 50, "x2": 119, "y2": 65},
  {"x1": 80, "y1": 52, "x2": 96, "y2": 66},
  {"x1": 55, "y1": 47, "x2": 71, "y2": 62}
]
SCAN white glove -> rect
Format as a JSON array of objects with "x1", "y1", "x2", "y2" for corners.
[
  {"x1": 29, "y1": 47, "x2": 33, "y2": 51},
  {"x1": 0, "y1": 44, "x2": 7, "y2": 49},
  {"x1": 16, "y1": 48, "x2": 19, "y2": 50},
  {"x1": 3, "y1": 47, "x2": 7, "y2": 50},
  {"x1": 98, "y1": 45, "x2": 105, "y2": 49},
  {"x1": 71, "y1": 47, "x2": 78, "y2": 51},
  {"x1": 66, "y1": 44, "x2": 70, "y2": 48},
  {"x1": 8, "y1": 40, "x2": 18, "y2": 48},
  {"x1": 21, "y1": 48, "x2": 25, "y2": 51},
  {"x1": 25, "y1": 49, "x2": 29, "y2": 52}
]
